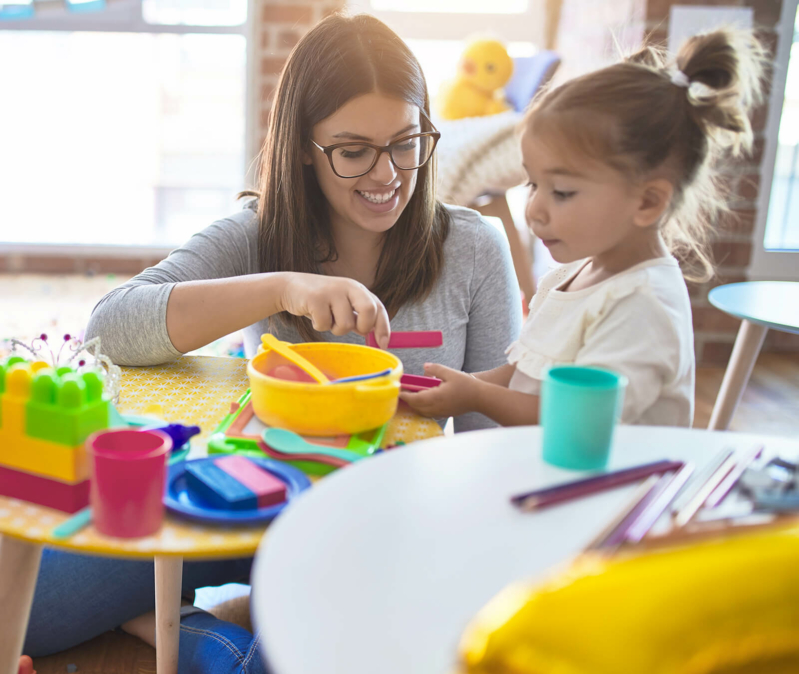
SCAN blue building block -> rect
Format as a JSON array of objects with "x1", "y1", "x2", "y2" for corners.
[{"x1": 184, "y1": 460, "x2": 257, "y2": 511}]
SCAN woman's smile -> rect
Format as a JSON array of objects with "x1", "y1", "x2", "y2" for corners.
[{"x1": 354, "y1": 184, "x2": 401, "y2": 213}]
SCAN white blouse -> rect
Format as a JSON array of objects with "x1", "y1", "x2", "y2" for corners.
[{"x1": 506, "y1": 257, "x2": 695, "y2": 427}]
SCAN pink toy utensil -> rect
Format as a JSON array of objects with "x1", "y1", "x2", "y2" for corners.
[
  {"x1": 367, "y1": 331, "x2": 443, "y2": 349},
  {"x1": 400, "y1": 374, "x2": 442, "y2": 392},
  {"x1": 87, "y1": 428, "x2": 172, "y2": 538}
]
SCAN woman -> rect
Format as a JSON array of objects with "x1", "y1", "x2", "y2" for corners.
[{"x1": 24, "y1": 13, "x2": 521, "y2": 673}]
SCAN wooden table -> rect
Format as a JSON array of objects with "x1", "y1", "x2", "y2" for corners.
[
  {"x1": 0, "y1": 356, "x2": 442, "y2": 674},
  {"x1": 707, "y1": 282, "x2": 799, "y2": 430},
  {"x1": 251, "y1": 425, "x2": 799, "y2": 674}
]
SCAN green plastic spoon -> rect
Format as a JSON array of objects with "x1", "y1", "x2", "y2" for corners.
[{"x1": 263, "y1": 428, "x2": 365, "y2": 463}]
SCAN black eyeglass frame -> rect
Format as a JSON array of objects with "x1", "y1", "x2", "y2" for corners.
[{"x1": 310, "y1": 127, "x2": 441, "y2": 179}]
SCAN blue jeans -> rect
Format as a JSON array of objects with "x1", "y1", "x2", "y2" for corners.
[{"x1": 24, "y1": 549, "x2": 270, "y2": 674}]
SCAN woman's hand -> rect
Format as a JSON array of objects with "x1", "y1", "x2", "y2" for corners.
[
  {"x1": 279, "y1": 273, "x2": 391, "y2": 348},
  {"x1": 399, "y1": 363, "x2": 481, "y2": 419}
]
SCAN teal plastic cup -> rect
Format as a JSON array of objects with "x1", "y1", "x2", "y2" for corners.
[{"x1": 540, "y1": 365, "x2": 627, "y2": 471}]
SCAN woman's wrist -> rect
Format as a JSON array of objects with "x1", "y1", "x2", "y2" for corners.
[{"x1": 261, "y1": 271, "x2": 292, "y2": 315}]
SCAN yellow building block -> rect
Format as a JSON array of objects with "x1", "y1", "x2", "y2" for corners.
[
  {"x1": 0, "y1": 426, "x2": 89, "y2": 484},
  {"x1": 1, "y1": 393, "x2": 27, "y2": 436}
]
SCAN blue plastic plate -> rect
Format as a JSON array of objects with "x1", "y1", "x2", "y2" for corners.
[{"x1": 164, "y1": 457, "x2": 311, "y2": 525}]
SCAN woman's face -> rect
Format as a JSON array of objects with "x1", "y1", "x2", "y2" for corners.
[{"x1": 307, "y1": 92, "x2": 421, "y2": 237}]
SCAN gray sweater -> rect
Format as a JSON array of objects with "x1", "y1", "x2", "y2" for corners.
[{"x1": 86, "y1": 202, "x2": 522, "y2": 431}]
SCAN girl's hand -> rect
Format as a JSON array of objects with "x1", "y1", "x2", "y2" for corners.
[
  {"x1": 279, "y1": 273, "x2": 391, "y2": 348},
  {"x1": 399, "y1": 363, "x2": 480, "y2": 419}
]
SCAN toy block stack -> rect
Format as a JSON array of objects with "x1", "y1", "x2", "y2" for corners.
[{"x1": 0, "y1": 356, "x2": 110, "y2": 513}]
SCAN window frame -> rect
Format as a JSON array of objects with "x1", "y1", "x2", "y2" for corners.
[
  {"x1": 347, "y1": 0, "x2": 546, "y2": 46},
  {"x1": 0, "y1": 0, "x2": 255, "y2": 258},
  {"x1": 748, "y1": 0, "x2": 799, "y2": 280}
]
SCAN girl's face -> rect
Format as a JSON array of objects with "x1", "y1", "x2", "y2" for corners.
[
  {"x1": 307, "y1": 92, "x2": 421, "y2": 237},
  {"x1": 521, "y1": 129, "x2": 645, "y2": 264}
]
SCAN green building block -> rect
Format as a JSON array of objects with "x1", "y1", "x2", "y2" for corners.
[{"x1": 26, "y1": 368, "x2": 109, "y2": 446}]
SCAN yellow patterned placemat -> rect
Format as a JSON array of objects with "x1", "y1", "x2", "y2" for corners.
[
  {"x1": 116, "y1": 355, "x2": 443, "y2": 449},
  {"x1": 117, "y1": 356, "x2": 252, "y2": 445},
  {"x1": 0, "y1": 356, "x2": 442, "y2": 558}
]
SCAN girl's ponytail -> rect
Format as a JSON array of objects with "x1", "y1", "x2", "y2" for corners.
[{"x1": 675, "y1": 28, "x2": 768, "y2": 156}]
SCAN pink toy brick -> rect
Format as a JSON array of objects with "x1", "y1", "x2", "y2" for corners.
[
  {"x1": 367, "y1": 331, "x2": 443, "y2": 349},
  {"x1": 0, "y1": 465, "x2": 89, "y2": 514},
  {"x1": 213, "y1": 455, "x2": 287, "y2": 508}
]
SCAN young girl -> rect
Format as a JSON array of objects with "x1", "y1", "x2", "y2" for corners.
[{"x1": 402, "y1": 28, "x2": 766, "y2": 428}]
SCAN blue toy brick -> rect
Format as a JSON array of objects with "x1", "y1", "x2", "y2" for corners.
[{"x1": 184, "y1": 460, "x2": 258, "y2": 511}]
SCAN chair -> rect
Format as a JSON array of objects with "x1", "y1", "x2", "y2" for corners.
[
  {"x1": 472, "y1": 51, "x2": 561, "y2": 304},
  {"x1": 505, "y1": 51, "x2": 562, "y2": 113}
]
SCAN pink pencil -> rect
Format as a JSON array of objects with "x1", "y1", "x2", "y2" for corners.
[{"x1": 367, "y1": 331, "x2": 443, "y2": 349}]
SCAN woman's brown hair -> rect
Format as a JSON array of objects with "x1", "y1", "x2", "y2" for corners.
[
  {"x1": 523, "y1": 28, "x2": 768, "y2": 281},
  {"x1": 241, "y1": 13, "x2": 450, "y2": 340}
]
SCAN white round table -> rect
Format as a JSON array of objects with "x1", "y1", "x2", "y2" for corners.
[
  {"x1": 251, "y1": 426, "x2": 799, "y2": 674},
  {"x1": 707, "y1": 281, "x2": 799, "y2": 430}
]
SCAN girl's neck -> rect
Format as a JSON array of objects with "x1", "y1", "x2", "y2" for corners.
[
  {"x1": 322, "y1": 214, "x2": 385, "y2": 288},
  {"x1": 567, "y1": 229, "x2": 669, "y2": 292}
]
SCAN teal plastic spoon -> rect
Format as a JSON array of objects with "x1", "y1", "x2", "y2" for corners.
[{"x1": 263, "y1": 428, "x2": 365, "y2": 463}]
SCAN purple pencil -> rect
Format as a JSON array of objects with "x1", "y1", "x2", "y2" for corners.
[
  {"x1": 704, "y1": 445, "x2": 764, "y2": 509},
  {"x1": 597, "y1": 471, "x2": 677, "y2": 549},
  {"x1": 623, "y1": 463, "x2": 696, "y2": 543},
  {"x1": 511, "y1": 459, "x2": 684, "y2": 512}
]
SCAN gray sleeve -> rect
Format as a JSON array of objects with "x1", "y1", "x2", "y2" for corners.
[
  {"x1": 455, "y1": 218, "x2": 523, "y2": 432},
  {"x1": 84, "y1": 209, "x2": 258, "y2": 366}
]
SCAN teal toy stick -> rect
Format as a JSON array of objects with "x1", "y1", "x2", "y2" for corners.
[
  {"x1": 51, "y1": 506, "x2": 92, "y2": 540},
  {"x1": 263, "y1": 428, "x2": 365, "y2": 463}
]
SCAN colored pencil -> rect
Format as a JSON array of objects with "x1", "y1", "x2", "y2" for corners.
[
  {"x1": 583, "y1": 475, "x2": 662, "y2": 551},
  {"x1": 511, "y1": 459, "x2": 683, "y2": 511},
  {"x1": 704, "y1": 444, "x2": 764, "y2": 508},
  {"x1": 673, "y1": 454, "x2": 738, "y2": 527},
  {"x1": 623, "y1": 463, "x2": 696, "y2": 543},
  {"x1": 598, "y1": 472, "x2": 677, "y2": 549},
  {"x1": 367, "y1": 331, "x2": 443, "y2": 349},
  {"x1": 670, "y1": 448, "x2": 734, "y2": 514}
]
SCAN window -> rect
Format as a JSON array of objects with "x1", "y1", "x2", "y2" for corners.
[
  {"x1": 348, "y1": 0, "x2": 546, "y2": 108},
  {"x1": 0, "y1": 0, "x2": 248, "y2": 251},
  {"x1": 750, "y1": 0, "x2": 799, "y2": 279}
]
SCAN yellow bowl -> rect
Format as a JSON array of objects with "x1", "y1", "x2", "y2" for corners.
[{"x1": 247, "y1": 341, "x2": 403, "y2": 436}]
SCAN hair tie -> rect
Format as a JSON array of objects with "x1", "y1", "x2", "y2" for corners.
[{"x1": 670, "y1": 69, "x2": 690, "y2": 88}]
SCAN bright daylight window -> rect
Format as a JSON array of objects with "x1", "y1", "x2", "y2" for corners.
[
  {"x1": 764, "y1": 6, "x2": 799, "y2": 251},
  {"x1": 370, "y1": 0, "x2": 528, "y2": 12},
  {"x1": 0, "y1": 0, "x2": 247, "y2": 248}
]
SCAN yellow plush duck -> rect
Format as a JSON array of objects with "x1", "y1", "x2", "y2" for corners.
[{"x1": 439, "y1": 39, "x2": 514, "y2": 120}]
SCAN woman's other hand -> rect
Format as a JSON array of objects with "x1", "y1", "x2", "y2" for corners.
[
  {"x1": 399, "y1": 363, "x2": 480, "y2": 418},
  {"x1": 280, "y1": 273, "x2": 391, "y2": 348}
]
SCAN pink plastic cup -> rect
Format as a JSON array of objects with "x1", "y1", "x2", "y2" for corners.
[{"x1": 87, "y1": 429, "x2": 172, "y2": 538}]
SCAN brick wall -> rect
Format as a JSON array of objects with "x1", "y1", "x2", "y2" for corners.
[{"x1": 250, "y1": 0, "x2": 347, "y2": 163}]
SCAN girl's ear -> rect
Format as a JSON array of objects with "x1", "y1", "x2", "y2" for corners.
[
  {"x1": 301, "y1": 149, "x2": 313, "y2": 165},
  {"x1": 634, "y1": 178, "x2": 674, "y2": 228}
]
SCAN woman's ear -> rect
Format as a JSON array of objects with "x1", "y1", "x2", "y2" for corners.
[
  {"x1": 634, "y1": 178, "x2": 674, "y2": 228},
  {"x1": 301, "y1": 149, "x2": 313, "y2": 165}
]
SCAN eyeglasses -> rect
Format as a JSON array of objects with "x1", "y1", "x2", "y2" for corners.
[{"x1": 310, "y1": 129, "x2": 441, "y2": 179}]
